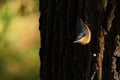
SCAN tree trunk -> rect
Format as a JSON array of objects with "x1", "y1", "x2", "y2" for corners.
[{"x1": 39, "y1": 0, "x2": 120, "y2": 80}]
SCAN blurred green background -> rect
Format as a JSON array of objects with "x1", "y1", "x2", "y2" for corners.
[{"x1": 0, "y1": 0, "x2": 40, "y2": 80}]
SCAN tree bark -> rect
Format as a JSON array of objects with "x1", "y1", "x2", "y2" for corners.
[{"x1": 39, "y1": 0, "x2": 120, "y2": 80}]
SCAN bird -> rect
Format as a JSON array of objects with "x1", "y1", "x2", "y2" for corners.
[{"x1": 73, "y1": 16, "x2": 91, "y2": 45}]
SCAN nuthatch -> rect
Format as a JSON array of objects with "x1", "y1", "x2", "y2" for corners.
[{"x1": 73, "y1": 16, "x2": 91, "y2": 45}]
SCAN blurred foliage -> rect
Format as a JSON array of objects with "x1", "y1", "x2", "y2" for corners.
[
  {"x1": 0, "y1": 0, "x2": 40, "y2": 80},
  {"x1": 0, "y1": 0, "x2": 7, "y2": 7}
]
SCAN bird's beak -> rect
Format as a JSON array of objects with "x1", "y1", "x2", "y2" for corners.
[{"x1": 73, "y1": 40, "x2": 79, "y2": 44}]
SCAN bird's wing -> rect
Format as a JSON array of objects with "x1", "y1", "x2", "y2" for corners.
[{"x1": 75, "y1": 16, "x2": 88, "y2": 39}]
